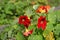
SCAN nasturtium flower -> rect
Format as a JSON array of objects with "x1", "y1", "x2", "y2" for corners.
[
  {"x1": 37, "y1": 16, "x2": 47, "y2": 30},
  {"x1": 36, "y1": 5, "x2": 50, "y2": 13},
  {"x1": 23, "y1": 29, "x2": 33, "y2": 36},
  {"x1": 18, "y1": 15, "x2": 33, "y2": 36},
  {"x1": 18, "y1": 15, "x2": 31, "y2": 28}
]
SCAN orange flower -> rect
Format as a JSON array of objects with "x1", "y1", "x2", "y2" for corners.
[
  {"x1": 36, "y1": 5, "x2": 50, "y2": 13},
  {"x1": 45, "y1": 5, "x2": 50, "y2": 11}
]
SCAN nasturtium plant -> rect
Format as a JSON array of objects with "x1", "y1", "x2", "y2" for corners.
[
  {"x1": 46, "y1": 22, "x2": 54, "y2": 31},
  {"x1": 0, "y1": 0, "x2": 60, "y2": 40},
  {"x1": 16, "y1": 32, "x2": 26, "y2": 40},
  {"x1": 55, "y1": 10, "x2": 60, "y2": 21},
  {"x1": 25, "y1": 7, "x2": 34, "y2": 17},
  {"x1": 48, "y1": 12, "x2": 56, "y2": 24},
  {"x1": 28, "y1": 35, "x2": 43, "y2": 40},
  {"x1": 53, "y1": 24, "x2": 60, "y2": 36}
]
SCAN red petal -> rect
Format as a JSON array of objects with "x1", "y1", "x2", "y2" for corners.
[
  {"x1": 18, "y1": 15, "x2": 31, "y2": 28},
  {"x1": 37, "y1": 23, "x2": 42, "y2": 29},
  {"x1": 37, "y1": 16, "x2": 47, "y2": 30},
  {"x1": 41, "y1": 21, "x2": 47, "y2": 30},
  {"x1": 29, "y1": 30, "x2": 33, "y2": 34}
]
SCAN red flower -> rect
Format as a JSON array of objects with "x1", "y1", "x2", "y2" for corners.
[
  {"x1": 36, "y1": 5, "x2": 50, "y2": 13},
  {"x1": 18, "y1": 15, "x2": 31, "y2": 28},
  {"x1": 18, "y1": 16, "x2": 33, "y2": 36},
  {"x1": 37, "y1": 16, "x2": 47, "y2": 30},
  {"x1": 23, "y1": 29, "x2": 33, "y2": 36}
]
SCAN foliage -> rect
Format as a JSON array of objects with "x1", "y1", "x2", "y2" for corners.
[{"x1": 0, "y1": 0, "x2": 60, "y2": 40}]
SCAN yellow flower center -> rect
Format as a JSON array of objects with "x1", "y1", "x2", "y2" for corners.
[
  {"x1": 39, "y1": 9, "x2": 45, "y2": 13},
  {"x1": 26, "y1": 28, "x2": 29, "y2": 32}
]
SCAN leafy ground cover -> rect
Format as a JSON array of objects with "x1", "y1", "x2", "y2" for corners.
[{"x1": 0, "y1": 0, "x2": 60, "y2": 40}]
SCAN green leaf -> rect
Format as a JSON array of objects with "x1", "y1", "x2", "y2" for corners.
[
  {"x1": 12, "y1": 25, "x2": 18, "y2": 29},
  {"x1": 48, "y1": 12, "x2": 56, "y2": 24},
  {"x1": 4, "y1": 26, "x2": 12, "y2": 32},
  {"x1": 28, "y1": 25, "x2": 36, "y2": 30},
  {"x1": 46, "y1": 23, "x2": 54, "y2": 31},
  {"x1": 43, "y1": 30, "x2": 50, "y2": 37},
  {"x1": 16, "y1": 32, "x2": 26, "y2": 40},
  {"x1": 25, "y1": 7, "x2": 34, "y2": 17},
  {"x1": 53, "y1": 24, "x2": 60, "y2": 35},
  {"x1": 4, "y1": 2, "x2": 15, "y2": 15},
  {"x1": 56, "y1": 37, "x2": 60, "y2": 40},
  {"x1": 28, "y1": 35, "x2": 43, "y2": 40},
  {"x1": 0, "y1": 32, "x2": 7, "y2": 40},
  {"x1": 55, "y1": 10, "x2": 60, "y2": 21},
  {"x1": 33, "y1": 5, "x2": 39, "y2": 10},
  {"x1": 8, "y1": 29, "x2": 12, "y2": 38},
  {"x1": 31, "y1": 15, "x2": 39, "y2": 24}
]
